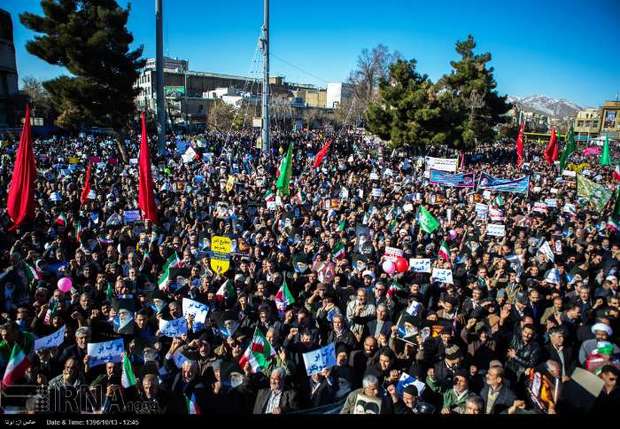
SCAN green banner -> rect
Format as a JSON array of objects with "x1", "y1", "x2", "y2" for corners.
[{"x1": 164, "y1": 86, "x2": 185, "y2": 97}]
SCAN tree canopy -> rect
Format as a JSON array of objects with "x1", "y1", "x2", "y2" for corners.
[
  {"x1": 20, "y1": 0, "x2": 145, "y2": 131},
  {"x1": 366, "y1": 35, "x2": 512, "y2": 150}
]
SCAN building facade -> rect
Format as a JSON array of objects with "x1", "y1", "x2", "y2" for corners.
[
  {"x1": 574, "y1": 108, "x2": 601, "y2": 139},
  {"x1": 326, "y1": 82, "x2": 354, "y2": 109},
  {"x1": 600, "y1": 101, "x2": 620, "y2": 140},
  {"x1": 0, "y1": 9, "x2": 19, "y2": 127},
  {"x1": 134, "y1": 57, "x2": 346, "y2": 125}
]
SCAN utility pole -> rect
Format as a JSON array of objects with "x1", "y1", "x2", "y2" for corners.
[
  {"x1": 260, "y1": 0, "x2": 270, "y2": 154},
  {"x1": 156, "y1": 0, "x2": 166, "y2": 155}
]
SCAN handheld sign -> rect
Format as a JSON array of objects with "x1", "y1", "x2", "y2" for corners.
[
  {"x1": 486, "y1": 224, "x2": 506, "y2": 237},
  {"x1": 431, "y1": 268, "x2": 454, "y2": 285},
  {"x1": 302, "y1": 343, "x2": 337, "y2": 376},
  {"x1": 159, "y1": 317, "x2": 188, "y2": 337},
  {"x1": 409, "y1": 258, "x2": 431, "y2": 273},
  {"x1": 35, "y1": 325, "x2": 66, "y2": 351},
  {"x1": 182, "y1": 298, "x2": 209, "y2": 324},
  {"x1": 87, "y1": 338, "x2": 124, "y2": 367}
]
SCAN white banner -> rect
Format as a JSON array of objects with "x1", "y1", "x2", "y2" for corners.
[
  {"x1": 425, "y1": 156, "x2": 458, "y2": 173},
  {"x1": 385, "y1": 247, "x2": 404, "y2": 259},
  {"x1": 431, "y1": 268, "x2": 454, "y2": 284},
  {"x1": 409, "y1": 258, "x2": 431, "y2": 273},
  {"x1": 486, "y1": 223, "x2": 506, "y2": 237}
]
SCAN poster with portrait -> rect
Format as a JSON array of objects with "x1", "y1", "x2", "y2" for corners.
[
  {"x1": 353, "y1": 394, "x2": 382, "y2": 414},
  {"x1": 603, "y1": 110, "x2": 617, "y2": 129}
]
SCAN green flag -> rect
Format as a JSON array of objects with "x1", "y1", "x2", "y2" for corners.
[
  {"x1": 577, "y1": 174, "x2": 613, "y2": 212},
  {"x1": 276, "y1": 143, "x2": 293, "y2": 196},
  {"x1": 613, "y1": 189, "x2": 620, "y2": 220},
  {"x1": 559, "y1": 126, "x2": 576, "y2": 171},
  {"x1": 600, "y1": 135, "x2": 612, "y2": 166},
  {"x1": 418, "y1": 206, "x2": 440, "y2": 234}
]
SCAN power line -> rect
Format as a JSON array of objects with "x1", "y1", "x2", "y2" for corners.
[{"x1": 270, "y1": 53, "x2": 331, "y2": 85}]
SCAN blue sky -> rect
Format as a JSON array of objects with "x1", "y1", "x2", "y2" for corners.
[{"x1": 3, "y1": 0, "x2": 619, "y2": 107}]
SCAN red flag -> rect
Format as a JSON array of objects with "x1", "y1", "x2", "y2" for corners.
[
  {"x1": 515, "y1": 122, "x2": 525, "y2": 167},
  {"x1": 313, "y1": 140, "x2": 332, "y2": 169},
  {"x1": 6, "y1": 105, "x2": 36, "y2": 231},
  {"x1": 138, "y1": 112, "x2": 159, "y2": 224},
  {"x1": 80, "y1": 162, "x2": 92, "y2": 206},
  {"x1": 544, "y1": 128, "x2": 558, "y2": 165}
]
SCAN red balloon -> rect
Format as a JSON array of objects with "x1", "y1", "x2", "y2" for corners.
[{"x1": 395, "y1": 257, "x2": 409, "y2": 273}]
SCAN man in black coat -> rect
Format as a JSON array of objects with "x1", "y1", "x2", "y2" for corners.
[
  {"x1": 544, "y1": 326, "x2": 576, "y2": 380},
  {"x1": 253, "y1": 367, "x2": 299, "y2": 414},
  {"x1": 480, "y1": 365, "x2": 517, "y2": 414}
]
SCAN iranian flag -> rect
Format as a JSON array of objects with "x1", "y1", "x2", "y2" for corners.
[
  {"x1": 23, "y1": 262, "x2": 42, "y2": 285},
  {"x1": 158, "y1": 253, "x2": 181, "y2": 290},
  {"x1": 121, "y1": 353, "x2": 137, "y2": 388},
  {"x1": 438, "y1": 241, "x2": 450, "y2": 261},
  {"x1": 215, "y1": 279, "x2": 235, "y2": 302},
  {"x1": 238, "y1": 328, "x2": 276, "y2": 373},
  {"x1": 614, "y1": 165, "x2": 620, "y2": 182},
  {"x1": 332, "y1": 242, "x2": 346, "y2": 260},
  {"x1": 1, "y1": 343, "x2": 30, "y2": 388},
  {"x1": 275, "y1": 276, "x2": 295, "y2": 313},
  {"x1": 75, "y1": 220, "x2": 83, "y2": 242},
  {"x1": 387, "y1": 281, "x2": 403, "y2": 298},
  {"x1": 337, "y1": 219, "x2": 346, "y2": 232},
  {"x1": 265, "y1": 190, "x2": 276, "y2": 207},
  {"x1": 55, "y1": 212, "x2": 67, "y2": 227},
  {"x1": 186, "y1": 393, "x2": 201, "y2": 415}
]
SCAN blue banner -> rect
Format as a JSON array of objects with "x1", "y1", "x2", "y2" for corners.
[
  {"x1": 429, "y1": 170, "x2": 475, "y2": 188},
  {"x1": 477, "y1": 173, "x2": 530, "y2": 194}
]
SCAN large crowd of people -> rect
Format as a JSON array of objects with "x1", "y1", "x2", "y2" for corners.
[{"x1": 0, "y1": 125, "x2": 618, "y2": 415}]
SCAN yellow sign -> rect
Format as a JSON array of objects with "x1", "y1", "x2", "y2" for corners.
[
  {"x1": 68, "y1": 157, "x2": 80, "y2": 164},
  {"x1": 567, "y1": 162, "x2": 589, "y2": 173},
  {"x1": 226, "y1": 175, "x2": 236, "y2": 193},
  {"x1": 211, "y1": 236, "x2": 232, "y2": 255},
  {"x1": 210, "y1": 257, "x2": 230, "y2": 274}
]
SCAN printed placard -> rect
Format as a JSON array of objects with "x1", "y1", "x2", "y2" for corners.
[
  {"x1": 486, "y1": 223, "x2": 506, "y2": 237},
  {"x1": 431, "y1": 268, "x2": 454, "y2": 284},
  {"x1": 409, "y1": 258, "x2": 431, "y2": 273},
  {"x1": 87, "y1": 339, "x2": 124, "y2": 367},
  {"x1": 302, "y1": 343, "x2": 337, "y2": 376}
]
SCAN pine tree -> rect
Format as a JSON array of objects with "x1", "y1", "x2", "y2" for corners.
[
  {"x1": 366, "y1": 59, "x2": 444, "y2": 148},
  {"x1": 436, "y1": 35, "x2": 512, "y2": 150},
  {"x1": 20, "y1": 0, "x2": 145, "y2": 132}
]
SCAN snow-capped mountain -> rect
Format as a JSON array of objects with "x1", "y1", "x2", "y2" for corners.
[{"x1": 507, "y1": 95, "x2": 583, "y2": 119}]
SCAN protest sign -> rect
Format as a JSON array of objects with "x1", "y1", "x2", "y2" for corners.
[
  {"x1": 486, "y1": 223, "x2": 506, "y2": 237},
  {"x1": 409, "y1": 258, "x2": 431, "y2": 273},
  {"x1": 384, "y1": 246, "x2": 404, "y2": 259},
  {"x1": 371, "y1": 188, "x2": 383, "y2": 197},
  {"x1": 87, "y1": 338, "x2": 124, "y2": 367},
  {"x1": 34, "y1": 325, "x2": 66, "y2": 351},
  {"x1": 403, "y1": 203, "x2": 414, "y2": 212},
  {"x1": 429, "y1": 170, "x2": 475, "y2": 188},
  {"x1": 159, "y1": 317, "x2": 188, "y2": 337},
  {"x1": 431, "y1": 268, "x2": 454, "y2": 284},
  {"x1": 396, "y1": 372, "x2": 426, "y2": 397},
  {"x1": 123, "y1": 210, "x2": 140, "y2": 224},
  {"x1": 489, "y1": 208, "x2": 504, "y2": 222},
  {"x1": 353, "y1": 394, "x2": 382, "y2": 414},
  {"x1": 475, "y1": 203, "x2": 489, "y2": 220},
  {"x1": 425, "y1": 156, "x2": 458, "y2": 173},
  {"x1": 545, "y1": 198, "x2": 558, "y2": 208},
  {"x1": 478, "y1": 173, "x2": 530, "y2": 194},
  {"x1": 302, "y1": 343, "x2": 337, "y2": 376},
  {"x1": 182, "y1": 298, "x2": 209, "y2": 324}
]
